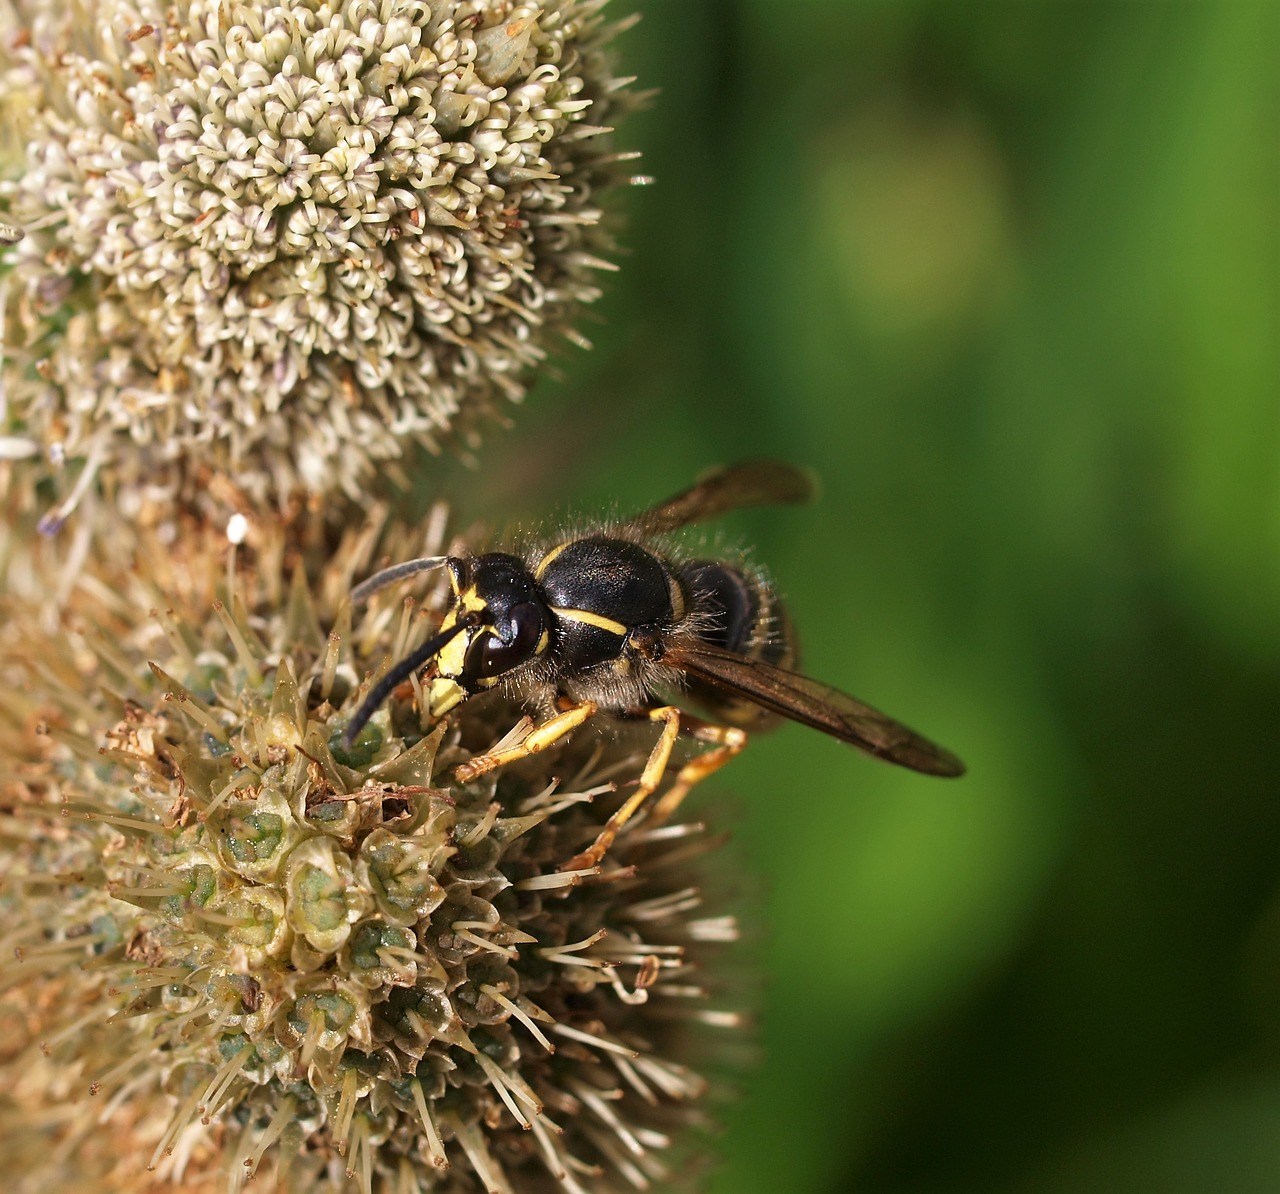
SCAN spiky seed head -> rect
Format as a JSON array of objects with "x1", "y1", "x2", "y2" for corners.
[
  {"x1": 0, "y1": 504, "x2": 744, "y2": 1194},
  {"x1": 0, "y1": 0, "x2": 640, "y2": 518}
]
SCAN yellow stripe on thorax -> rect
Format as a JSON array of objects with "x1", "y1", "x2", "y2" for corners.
[
  {"x1": 550, "y1": 606, "x2": 628, "y2": 638},
  {"x1": 533, "y1": 541, "x2": 570, "y2": 581},
  {"x1": 666, "y1": 572, "x2": 686, "y2": 623}
]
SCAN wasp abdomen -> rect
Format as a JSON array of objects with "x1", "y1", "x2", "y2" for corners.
[
  {"x1": 681, "y1": 560, "x2": 791, "y2": 663},
  {"x1": 679, "y1": 561, "x2": 758, "y2": 653},
  {"x1": 679, "y1": 560, "x2": 795, "y2": 726},
  {"x1": 537, "y1": 537, "x2": 674, "y2": 670}
]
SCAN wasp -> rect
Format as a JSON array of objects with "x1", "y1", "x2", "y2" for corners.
[{"x1": 345, "y1": 461, "x2": 964, "y2": 871}]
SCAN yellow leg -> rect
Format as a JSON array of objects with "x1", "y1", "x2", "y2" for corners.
[
  {"x1": 454, "y1": 700, "x2": 598, "y2": 784},
  {"x1": 559, "y1": 706, "x2": 683, "y2": 873},
  {"x1": 649, "y1": 721, "x2": 748, "y2": 825}
]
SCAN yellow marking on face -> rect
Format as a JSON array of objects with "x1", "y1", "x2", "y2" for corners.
[
  {"x1": 475, "y1": 676, "x2": 500, "y2": 689},
  {"x1": 551, "y1": 606, "x2": 628, "y2": 637},
  {"x1": 536, "y1": 628, "x2": 550, "y2": 655},
  {"x1": 436, "y1": 622, "x2": 472, "y2": 678},
  {"x1": 428, "y1": 677, "x2": 467, "y2": 717},
  {"x1": 614, "y1": 657, "x2": 632, "y2": 677},
  {"x1": 533, "y1": 541, "x2": 570, "y2": 581},
  {"x1": 434, "y1": 590, "x2": 489, "y2": 678}
]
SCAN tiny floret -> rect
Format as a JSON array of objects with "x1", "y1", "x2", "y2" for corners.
[{"x1": 0, "y1": 0, "x2": 639, "y2": 509}]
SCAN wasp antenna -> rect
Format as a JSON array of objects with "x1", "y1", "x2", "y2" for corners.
[
  {"x1": 351, "y1": 556, "x2": 450, "y2": 603},
  {"x1": 343, "y1": 617, "x2": 475, "y2": 745}
]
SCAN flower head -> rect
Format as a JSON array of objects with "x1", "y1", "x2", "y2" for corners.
[
  {"x1": 0, "y1": 0, "x2": 639, "y2": 512},
  {"x1": 0, "y1": 503, "x2": 741, "y2": 1193}
]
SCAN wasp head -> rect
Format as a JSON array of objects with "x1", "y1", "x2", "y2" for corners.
[{"x1": 428, "y1": 553, "x2": 550, "y2": 716}]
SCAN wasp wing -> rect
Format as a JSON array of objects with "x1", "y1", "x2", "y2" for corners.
[
  {"x1": 622, "y1": 460, "x2": 815, "y2": 535},
  {"x1": 658, "y1": 640, "x2": 965, "y2": 777}
]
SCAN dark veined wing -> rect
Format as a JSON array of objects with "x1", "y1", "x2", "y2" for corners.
[
  {"x1": 621, "y1": 460, "x2": 815, "y2": 535},
  {"x1": 657, "y1": 640, "x2": 966, "y2": 777}
]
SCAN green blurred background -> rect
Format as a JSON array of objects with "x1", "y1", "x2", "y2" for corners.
[{"x1": 445, "y1": 2, "x2": 1280, "y2": 1190}]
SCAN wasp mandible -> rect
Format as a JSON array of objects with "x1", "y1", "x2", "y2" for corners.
[{"x1": 345, "y1": 461, "x2": 965, "y2": 871}]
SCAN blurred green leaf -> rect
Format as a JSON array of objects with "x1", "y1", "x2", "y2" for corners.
[{"x1": 460, "y1": 1, "x2": 1278, "y2": 1189}]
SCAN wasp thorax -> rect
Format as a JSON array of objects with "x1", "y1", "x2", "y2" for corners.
[{"x1": 536, "y1": 537, "x2": 677, "y2": 671}]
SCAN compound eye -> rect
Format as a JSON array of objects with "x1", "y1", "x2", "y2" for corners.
[{"x1": 472, "y1": 601, "x2": 544, "y2": 680}]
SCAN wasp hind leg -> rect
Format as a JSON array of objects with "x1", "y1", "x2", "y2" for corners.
[
  {"x1": 649, "y1": 716, "x2": 748, "y2": 824},
  {"x1": 454, "y1": 700, "x2": 598, "y2": 784}
]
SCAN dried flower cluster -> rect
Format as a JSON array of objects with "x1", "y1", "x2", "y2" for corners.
[
  {"x1": 0, "y1": 507, "x2": 742, "y2": 1193},
  {"x1": 0, "y1": 4, "x2": 747, "y2": 1190},
  {"x1": 0, "y1": 0, "x2": 639, "y2": 511}
]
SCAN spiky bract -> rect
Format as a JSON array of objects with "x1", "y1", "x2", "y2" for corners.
[{"x1": 0, "y1": 506, "x2": 741, "y2": 1193}]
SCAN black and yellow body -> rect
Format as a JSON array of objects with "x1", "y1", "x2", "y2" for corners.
[
  {"x1": 414, "y1": 536, "x2": 792, "y2": 727},
  {"x1": 345, "y1": 461, "x2": 964, "y2": 870}
]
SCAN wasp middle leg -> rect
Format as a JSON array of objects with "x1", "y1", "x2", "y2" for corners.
[{"x1": 558, "y1": 704, "x2": 685, "y2": 873}]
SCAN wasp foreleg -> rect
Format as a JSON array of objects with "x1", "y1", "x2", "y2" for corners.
[{"x1": 454, "y1": 700, "x2": 598, "y2": 784}]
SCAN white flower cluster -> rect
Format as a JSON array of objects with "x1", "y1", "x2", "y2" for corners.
[{"x1": 0, "y1": 0, "x2": 635, "y2": 505}]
